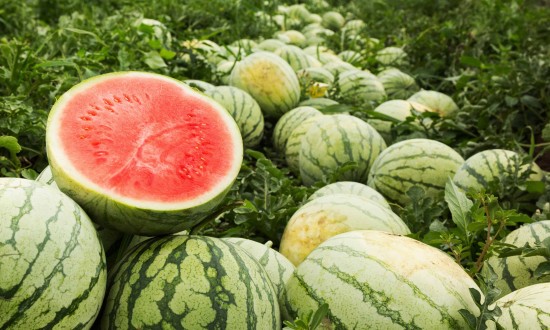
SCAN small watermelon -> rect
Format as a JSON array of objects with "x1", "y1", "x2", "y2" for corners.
[
  {"x1": 407, "y1": 90, "x2": 459, "y2": 117},
  {"x1": 367, "y1": 138, "x2": 465, "y2": 205},
  {"x1": 205, "y1": 85, "x2": 265, "y2": 148},
  {"x1": 182, "y1": 79, "x2": 216, "y2": 92},
  {"x1": 375, "y1": 46, "x2": 408, "y2": 67},
  {"x1": 377, "y1": 68, "x2": 419, "y2": 100},
  {"x1": 229, "y1": 51, "x2": 301, "y2": 119},
  {"x1": 100, "y1": 235, "x2": 281, "y2": 329},
  {"x1": 321, "y1": 11, "x2": 345, "y2": 31},
  {"x1": 45, "y1": 71, "x2": 243, "y2": 236},
  {"x1": 222, "y1": 237, "x2": 295, "y2": 320},
  {"x1": 0, "y1": 178, "x2": 107, "y2": 329},
  {"x1": 482, "y1": 220, "x2": 550, "y2": 298},
  {"x1": 274, "y1": 45, "x2": 322, "y2": 72},
  {"x1": 272, "y1": 106, "x2": 323, "y2": 152},
  {"x1": 279, "y1": 194, "x2": 410, "y2": 265},
  {"x1": 285, "y1": 115, "x2": 326, "y2": 175},
  {"x1": 299, "y1": 114, "x2": 387, "y2": 186},
  {"x1": 284, "y1": 230, "x2": 481, "y2": 329},
  {"x1": 308, "y1": 181, "x2": 391, "y2": 210},
  {"x1": 337, "y1": 69, "x2": 387, "y2": 107},
  {"x1": 489, "y1": 282, "x2": 550, "y2": 329},
  {"x1": 453, "y1": 149, "x2": 543, "y2": 193}
]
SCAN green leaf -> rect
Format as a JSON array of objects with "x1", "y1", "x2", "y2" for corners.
[
  {"x1": 534, "y1": 261, "x2": 550, "y2": 279},
  {"x1": 445, "y1": 178, "x2": 473, "y2": 234},
  {"x1": 143, "y1": 50, "x2": 167, "y2": 69},
  {"x1": 308, "y1": 303, "x2": 329, "y2": 329},
  {"x1": 460, "y1": 55, "x2": 483, "y2": 68},
  {"x1": 160, "y1": 48, "x2": 176, "y2": 60},
  {"x1": 0, "y1": 135, "x2": 21, "y2": 166}
]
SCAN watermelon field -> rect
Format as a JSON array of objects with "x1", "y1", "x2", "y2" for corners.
[{"x1": 1, "y1": 0, "x2": 550, "y2": 328}]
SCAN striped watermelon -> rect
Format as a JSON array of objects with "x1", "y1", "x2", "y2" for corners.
[
  {"x1": 0, "y1": 178, "x2": 106, "y2": 329},
  {"x1": 100, "y1": 235, "x2": 281, "y2": 329},
  {"x1": 274, "y1": 45, "x2": 322, "y2": 72},
  {"x1": 367, "y1": 99, "x2": 432, "y2": 142},
  {"x1": 279, "y1": 194, "x2": 410, "y2": 265},
  {"x1": 308, "y1": 181, "x2": 391, "y2": 210},
  {"x1": 377, "y1": 68, "x2": 420, "y2": 100},
  {"x1": 322, "y1": 60, "x2": 357, "y2": 76},
  {"x1": 482, "y1": 220, "x2": 550, "y2": 298},
  {"x1": 299, "y1": 114, "x2": 387, "y2": 186},
  {"x1": 276, "y1": 30, "x2": 307, "y2": 47},
  {"x1": 453, "y1": 149, "x2": 544, "y2": 193},
  {"x1": 45, "y1": 71, "x2": 243, "y2": 236},
  {"x1": 297, "y1": 67, "x2": 335, "y2": 96},
  {"x1": 367, "y1": 138, "x2": 465, "y2": 205},
  {"x1": 256, "y1": 38, "x2": 287, "y2": 52},
  {"x1": 375, "y1": 46, "x2": 408, "y2": 67},
  {"x1": 489, "y1": 282, "x2": 550, "y2": 329},
  {"x1": 285, "y1": 115, "x2": 326, "y2": 175},
  {"x1": 183, "y1": 79, "x2": 216, "y2": 92},
  {"x1": 343, "y1": 19, "x2": 366, "y2": 34},
  {"x1": 205, "y1": 86, "x2": 265, "y2": 148},
  {"x1": 36, "y1": 165, "x2": 123, "y2": 255},
  {"x1": 407, "y1": 90, "x2": 459, "y2": 117},
  {"x1": 222, "y1": 238, "x2": 295, "y2": 320},
  {"x1": 215, "y1": 60, "x2": 236, "y2": 85},
  {"x1": 272, "y1": 106, "x2": 323, "y2": 152},
  {"x1": 284, "y1": 230, "x2": 480, "y2": 329},
  {"x1": 337, "y1": 69, "x2": 387, "y2": 107},
  {"x1": 229, "y1": 51, "x2": 301, "y2": 119},
  {"x1": 337, "y1": 50, "x2": 364, "y2": 66},
  {"x1": 321, "y1": 11, "x2": 345, "y2": 31}
]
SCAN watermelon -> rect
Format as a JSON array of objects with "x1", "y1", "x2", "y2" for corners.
[
  {"x1": 100, "y1": 235, "x2": 281, "y2": 329},
  {"x1": 377, "y1": 68, "x2": 420, "y2": 99},
  {"x1": 375, "y1": 46, "x2": 408, "y2": 67},
  {"x1": 308, "y1": 181, "x2": 391, "y2": 210},
  {"x1": 337, "y1": 69, "x2": 387, "y2": 107},
  {"x1": 489, "y1": 282, "x2": 550, "y2": 329},
  {"x1": 453, "y1": 149, "x2": 544, "y2": 193},
  {"x1": 285, "y1": 115, "x2": 326, "y2": 175},
  {"x1": 279, "y1": 194, "x2": 410, "y2": 266},
  {"x1": 296, "y1": 67, "x2": 335, "y2": 95},
  {"x1": 229, "y1": 51, "x2": 301, "y2": 119},
  {"x1": 367, "y1": 99, "x2": 432, "y2": 142},
  {"x1": 299, "y1": 114, "x2": 387, "y2": 186},
  {"x1": 407, "y1": 90, "x2": 459, "y2": 117},
  {"x1": 222, "y1": 237, "x2": 295, "y2": 320},
  {"x1": 256, "y1": 38, "x2": 287, "y2": 52},
  {"x1": 183, "y1": 79, "x2": 216, "y2": 92},
  {"x1": 274, "y1": 45, "x2": 321, "y2": 72},
  {"x1": 343, "y1": 19, "x2": 366, "y2": 34},
  {"x1": 482, "y1": 220, "x2": 550, "y2": 298},
  {"x1": 322, "y1": 60, "x2": 356, "y2": 76},
  {"x1": 215, "y1": 60, "x2": 236, "y2": 85},
  {"x1": 36, "y1": 165, "x2": 123, "y2": 254},
  {"x1": 205, "y1": 85, "x2": 265, "y2": 148},
  {"x1": 272, "y1": 106, "x2": 323, "y2": 152},
  {"x1": 367, "y1": 138, "x2": 465, "y2": 205},
  {"x1": 337, "y1": 50, "x2": 364, "y2": 66},
  {"x1": 45, "y1": 71, "x2": 243, "y2": 236},
  {"x1": 276, "y1": 30, "x2": 307, "y2": 47},
  {"x1": 321, "y1": 11, "x2": 345, "y2": 31},
  {"x1": 0, "y1": 178, "x2": 107, "y2": 329},
  {"x1": 284, "y1": 230, "x2": 481, "y2": 329}
]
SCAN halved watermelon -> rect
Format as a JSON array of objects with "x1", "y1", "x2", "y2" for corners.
[{"x1": 46, "y1": 71, "x2": 243, "y2": 236}]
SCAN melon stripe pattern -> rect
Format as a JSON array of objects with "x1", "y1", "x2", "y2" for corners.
[
  {"x1": 308, "y1": 181, "x2": 391, "y2": 209},
  {"x1": 299, "y1": 114, "x2": 386, "y2": 186},
  {"x1": 482, "y1": 220, "x2": 550, "y2": 298},
  {"x1": 100, "y1": 235, "x2": 281, "y2": 329},
  {"x1": 274, "y1": 45, "x2": 322, "y2": 72},
  {"x1": 453, "y1": 149, "x2": 543, "y2": 193},
  {"x1": 298, "y1": 97, "x2": 338, "y2": 110},
  {"x1": 284, "y1": 230, "x2": 480, "y2": 329},
  {"x1": 229, "y1": 51, "x2": 301, "y2": 119},
  {"x1": 272, "y1": 106, "x2": 322, "y2": 152},
  {"x1": 367, "y1": 138, "x2": 464, "y2": 205},
  {"x1": 205, "y1": 86, "x2": 265, "y2": 148},
  {"x1": 337, "y1": 69, "x2": 386, "y2": 106},
  {"x1": 285, "y1": 115, "x2": 326, "y2": 175},
  {"x1": 0, "y1": 178, "x2": 107, "y2": 329},
  {"x1": 279, "y1": 194, "x2": 410, "y2": 265},
  {"x1": 407, "y1": 90, "x2": 459, "y2": 117},
  {"x1": 222, "y1": 237, "x2": 295, "y2": 320},
  {"x1": 377, "y1": 68, "x2": 419, "y2": 100},
  {"x1": 491, "y1": 283, "x2": 550, "y2": 329}
]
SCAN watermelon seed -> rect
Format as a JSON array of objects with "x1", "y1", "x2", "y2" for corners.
[
  {"x1": 133, "y1": 95, "x2": 141, "y2": 104},
  {"x1": 105, "y1": 106, "x2": 116, "y2": 113},
  {"x1": 103, "y1": 98, "x2": 114, "y2": 106},
  {"x1": 80, "y1": 116, "x2": 92, "y2": 121},
  {"x1": 87, "y1": 110, "x2": 97, "y2": 116},
  {"x1": 123, "y1": 94, "x2": 132, "y2": 102},
  {"x1": 94, "y1": 151, "x2": 109, "y2": 157},
  {"x1": 82, "y1": 125, "x2": 93, "y2": 131},
  {"x1": 144, "y1": 92, "x2": 151, "y2": 100},
  {"x1": 113, "y1": 95, "x2": 122, "y2": 103}
]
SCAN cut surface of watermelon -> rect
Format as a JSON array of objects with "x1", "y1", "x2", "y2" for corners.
[{"x1": 46, "y1": 72, "x2": 243, "y2": 234}]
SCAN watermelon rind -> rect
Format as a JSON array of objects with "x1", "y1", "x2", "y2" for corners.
[
  {"x1": 0, "y1": 178, "x2": 107, "y2": 329},
  {"x1": 308, "y1": 181, "x2": 391, "y2": 210},
  {"x1": 482, "y1": 220, "x2": 550, "y2": 298},
  {"x1": 279, "y1": 194, "x2": 410, "y2": 266},
  {"x1": 100, "y1": 235, "x2": 281, "y2": 329},
  {"x1": 284, "y1": 230, "x2": 481, "y2": 329},
  {"x1": 45, "y1": 71, "x2": 243, "y2": 236},
  {"x1": 272, "y1": 106, "x2": 323, "y2": 153}
]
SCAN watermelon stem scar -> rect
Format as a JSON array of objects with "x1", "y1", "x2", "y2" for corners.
[{"x1": 46, "y1": 71, "x2": 243, "y2": 235}]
